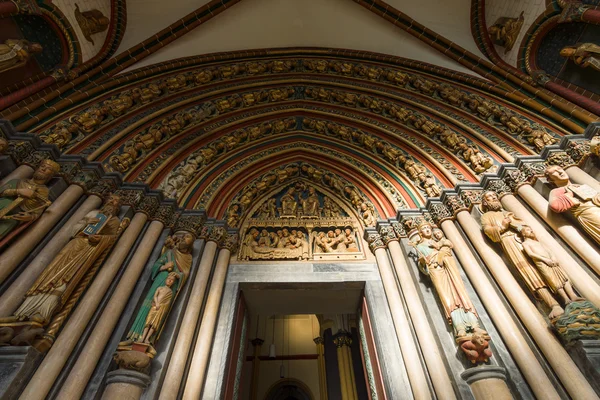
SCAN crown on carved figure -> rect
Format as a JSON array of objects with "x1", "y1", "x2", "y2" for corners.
[{"x1": 40, "y1": 159, "x2": 61, "y2": 173}]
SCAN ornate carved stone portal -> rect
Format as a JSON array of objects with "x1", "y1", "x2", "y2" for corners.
[{"x1": 238, "y1": 183, "x2": 366, "y2": 261}]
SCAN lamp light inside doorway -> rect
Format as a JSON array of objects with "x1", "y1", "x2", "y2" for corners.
[{"x1": 269, "y1": 315, "x2": 276, "y2": 358}]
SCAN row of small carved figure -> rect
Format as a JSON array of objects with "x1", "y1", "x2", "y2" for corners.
[
  {"x1": 160, "y1": 118, "x2": 297, "y2": 199},
  {"x1": 106, "y1": 88, "x2": 296, "y2": 173},
  {"x1": 39, "y1": 56, "x2": 554, "y2": 154},
  {"x1": 303, "y1": 117, "x2": 444, "y2": 197},
  {"x1": 304, "y1": 87, "x2": 498, "y2": 174}
]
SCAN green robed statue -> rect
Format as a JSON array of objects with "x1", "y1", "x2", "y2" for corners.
[{"x1": 120, "y1": 232, "x2": 194, "y2": 348}]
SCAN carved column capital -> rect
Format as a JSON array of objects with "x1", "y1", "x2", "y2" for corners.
[
  {"x1": 378, "y1": 225, "x2": 398, "y2": 245},
  {"x1": 564, "y1": 140, "x2": 591, "y2": 165},
  {"x1": 154, "y1": 203, "x2": 177, "y2": 226},
  {"x1": 503, "y1": 169, "x2": 526, "y2": 191},
  {"x1": 484, "y1": 179, "x2": 512, "y2": 199},
  {"x1": 390, "y1": 222, "x2": 406, "y2": 238},
  {"x1": 220, "y1": 232, "x2": 239, "y2": 251},
  {"x1": 208, "y1": 226, "x2": 227, "y2": 244},
  {"x1": 115, "y1": 188, "x2": 144, "y2": 209},
  {"x1": 137, "y1": 196, "x2": 160, "y2": 218},
  {"x1": 428, "y1": 201, "x2": 453, "y2": 224},
  {"x1": 518, "y1": 161, "x2": 546, "y2": 183},
  {"x1": 366, "y1": 233, "x2": 385, "y2": 253},
  {"x1": 333, "y1": 331, "x2": 353, "y2": 347},
  {"x1": 443, "y1": 194, "x2": 468, "y2": 215},
  {"x1": 88, "y1": 178, "x2": 119, "y2": 198},
  {"x1": 459, "y1": 189, "x2": 483, "y2": 209},
  {"x1": 546, "y1": 151, "x2": 576, "y2": 168}
]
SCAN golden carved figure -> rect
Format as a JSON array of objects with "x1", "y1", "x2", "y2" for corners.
[
  {"x1": 519, "y1": 226, "x2": 581, "y2": 305},
  {"x1": 457, "y1": 143, "x2": 494, "y2": 173},
  {"x1": 481, "y1": 191, "x2": 564, "y2": 318},
  {"x1": 545, "y1": 165, "x2": 600, "y2": 245},
  {"x1": 360, "y1": 202, "x2": 376, "y2": 227},
  {"x1": 560, "y1": 43, "x2": 600, "y2": 72},
  {"x1": 74, "y1": 4, "x2": 110, "y2": 44},
  {"x1": 488, "y1": 12, "x2": 524, "y2": 54},
  {"x1": 269, "y1": 60, "x2": 292, "y2": 73},
  {"x1": 301, "y1": 186, "x2": 320, "y2": 217},
  {"x1": 0, "y1": 39, "x2": 42, "y2": 75},
  {"x1": 41, "y1": 124, "x2": 80, "y2": 150},
  {"x1": 193, "y1": 69, "x2": 213, "y2": 85},
  {"x1": 4, "y1": 196, "x2": 123, "y2": 325},
  {"x1": 0, "y1": 160, "x2": 59, "y2": 248},
  {"x1": 105, "y1": 93, "x2": 134, "y2": 117},
  {"x1": 522, "y1": 126, "x2": 557, "y2": 152},
  {"x1": 240, "y1": 228, "x2": 311, "y2": 261},
  {"x1": 439, "y1": 129, "x2": 465, "y2": 150},
  {"x1": 132, "y1": 84, "x2": 161, "y2": 104},
  {"x1": 280, "y1": 187, "x2": 298, "y2": 217},
  {"x1": 411, "y1": 223, "x2": 486, "y2": 339},
  {"x1": 439, "y1": 84, "x2": 465, "y2": 106},
  {"x1": 70, "y1": 106, "x2": 109, "y2": 133},
  {"x1": 386, "y1": 70, "x2": 408, "y2": 85},
  {"x1": 410, "y1": 76, "x2": 439, "y2": 95}
]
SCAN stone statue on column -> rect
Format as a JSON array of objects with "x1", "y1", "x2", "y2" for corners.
[
  {"x1": 0, "y1": 159, "x2": 59, "y2": 248},
  {"x1": 545, "y1": 165, "x2": 600, "y2": 245},
  {"x1": 0, "y1": 195, "x2": 126, "y2": 347},
  {"x1": 480, "y1": 191, "x2": 565, "y2": 319},
  {"x1": 117, "y1": 232, "x2": 194, "y2": 360},
  {"x1": 481, "y1": 191, "x2": 600, "y2": 342},
  {"x1": 410, "y1": 221, "x2": 492, "y2": 363}
]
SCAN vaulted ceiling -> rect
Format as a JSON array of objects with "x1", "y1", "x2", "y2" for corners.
[{"x1": 118, "y1": 0, "x2": 484, "y2": 75}]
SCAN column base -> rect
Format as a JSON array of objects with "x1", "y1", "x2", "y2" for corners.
[
  {"x1": 461, "y1": 365, "x2": 513, "y2": 400},
  {"x1": 102, "y1": 369, "x2": 151, "y2": 400},
  {"x1": 0, "y1": 346, "x2": 43, "y2": 400},
  {"x1": 567, "y1": 340, "x2": 600, "y2": 395}
]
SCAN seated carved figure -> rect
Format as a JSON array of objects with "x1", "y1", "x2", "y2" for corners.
[{"x1": 0, "y1": 160, "x2": 59, "y2": 248}]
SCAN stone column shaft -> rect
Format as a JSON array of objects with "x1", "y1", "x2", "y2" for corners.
[
  {"x1": 566, "y1": 165, "x2": 600, "y2": 193},
  {"x1": 0, "y1": 192, "x2": 99, "y2": 316},
  {"x1": 372, "y1": 246, "x2": 432, "y2": 400},
  {"x1": 337, "y1": 344, "x2": 350, "y2": 400},
  {"x1": 461, "y1": 366, "x2": 513, "y2": 400},
  {"x1": 158, "y1": 240, "x2": 219, "y2": 400},
  {"x1": 455, "y1": 211, "x2": 597, "y2": 400},
  {"x1": 440, "y1": 219, "x2": 559, "y2": 400},
  {"x1": 0, "y1": 164, "x2": 34, "y2": 187},
  {"x1": 517, "y1": 184, "x2": 600, "y2": 274},
  {"x1": 501, "y1": 194, "x2": 600, "y2": 307},
  {"x1": 314, "y1": 337, "x2": 328, "y2": 400},
  {"x1": 387, "y1": 240, "x2": 456, "y2": 400},
  {"x1": 0, "y1": 184, "x2": 86, "y2": 284},
  {"x1": 55, "y1": 214, "x2": 154, "y2": 400},
  {"x1": 19, "y1": 217, "x2": 160, "y2": 400},
  {"x1": 182, "y1": 247, "x2": 232, "y2": 399},
  {"x1": 101, "y1": 370, "x2": 151, "y2": 400}
]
